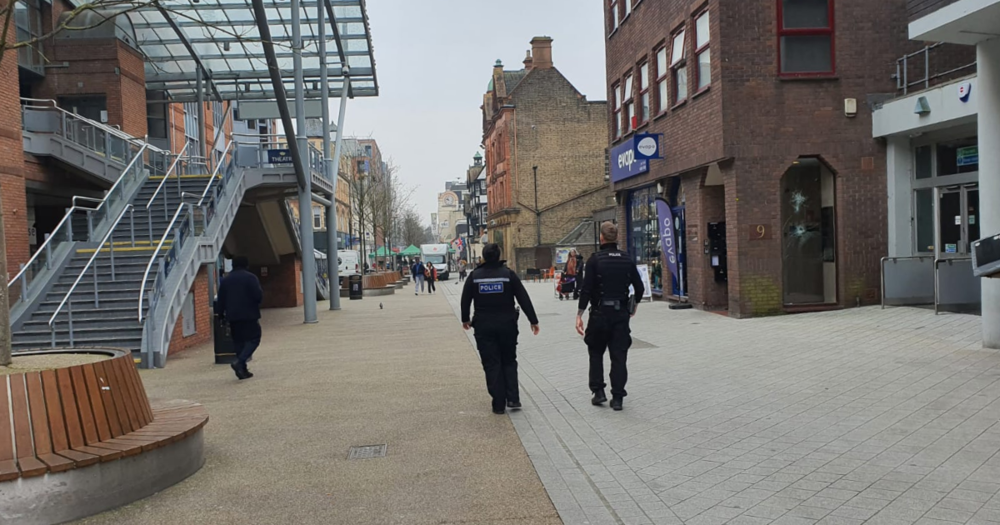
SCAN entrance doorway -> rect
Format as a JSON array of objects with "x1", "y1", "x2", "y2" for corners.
[
  {"x1": 938, "y1": 184, "x2": 979, "y2": 256},
  {"x1": 781, "y1": 159, "x2": 837, "y2": 305}
]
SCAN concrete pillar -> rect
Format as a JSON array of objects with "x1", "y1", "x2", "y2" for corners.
[
  {"x1": 886, "y1": 136, "x2": 914, "y2": 257},
  {"x1": 979, "y1": 38, "x2": 1000, "y2": 349}
]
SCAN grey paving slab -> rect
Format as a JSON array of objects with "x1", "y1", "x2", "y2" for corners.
[{"x1": 444, "y1": 282, "x2": 1000, "y2": 525}]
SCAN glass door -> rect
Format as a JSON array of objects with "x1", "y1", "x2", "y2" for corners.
[{"x1": 937, "y1": 184, "x2": 979, "y2": 256}]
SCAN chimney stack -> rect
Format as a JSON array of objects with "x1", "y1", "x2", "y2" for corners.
[
  {"x1": 530, "y1": 37, "x2": 553, "y2": 69},
  {"x1": 523, "y1": 50, "x2": 534, "y2": 70}
]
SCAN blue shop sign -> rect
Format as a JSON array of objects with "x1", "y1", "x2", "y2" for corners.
[
  {"x1": 610, "y1": 138, "x2": 649, "y2": 183},
  {"x1": 635, "y1": 133, "x2": 663, "y2": 160},
  {"x1": 267, "y1": 149, "x2": 293, "y2": 166}
]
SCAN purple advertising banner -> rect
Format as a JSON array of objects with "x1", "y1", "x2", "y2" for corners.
[{"x1": 656, "y1": 198, "x2": 678, "y2": 283}]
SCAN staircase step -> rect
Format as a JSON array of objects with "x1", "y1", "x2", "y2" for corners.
[
  {"x1": 12, "y1": 334, "x2": 142, "y2": 350},
  {"x1": 22, "y1": 316, "x2": 142, "y2": 330}
]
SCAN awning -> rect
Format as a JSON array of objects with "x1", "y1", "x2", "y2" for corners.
[
  {"x1": 128, "y1": 0, "x2": 378, "y2": 102},
  {"x1": 401, "y1": 245, "x2": 421, "y2": 256}
]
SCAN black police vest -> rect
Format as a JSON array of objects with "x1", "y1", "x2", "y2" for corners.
[
  {"x1": 592, "y1": 249, "x2": 635, "y2": 303},
  {"x1": 470, "y1": 265, "x2": 520, "y2": 322}
]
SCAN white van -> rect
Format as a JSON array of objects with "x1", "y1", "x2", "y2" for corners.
[
  {"x1": 337, "y1": 250, "x2": 361, "y2": 278},
  {"x1": 420, "y1": 244, "x2": 450, "y2": 280}
]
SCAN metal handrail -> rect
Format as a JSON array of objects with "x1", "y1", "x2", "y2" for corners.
[
  {"x1": 19, "y1": 98, "x2": 171, "y2": 154},
  {"x1": 47, "y1": 204, "x2": 135, "y2": 345},
  {"x1": 7, "y1": 204, "x2": 98, "y2": 288},
  {"x1": 895, "y1": 43, "x2": 977, "y2": 95},
  {"x1": 138, "y1": 203, "x2": 193, "y2": 324},
  {"x1": 96, "y1": 143, "x2": 149, "y2": 211},
  {"x1": 880, "y1": 255, "x2": 935, "y2": 309},
  {"x1": 145, "y1": 142, "x2": 191, "y2": 213},
  {"x1": 934, "y1": 257, "x2": 974, "y2": 315},
  {"x1": 197, "y1": 141, "x2": 233, "y2": 207}
]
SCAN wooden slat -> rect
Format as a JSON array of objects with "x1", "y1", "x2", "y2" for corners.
[
  {"x1": 9, "y1": 375, "x2": 48, "y2": 477},
  {"x1": 82, "y1": 364, "x2": 112, "y2": 442},
  {"x1": 55, "y1": 368, "x2": 85, "y2": 450},
  {"x1": 93, "y1": 360, "x2": 123, "y2": 437},
  {"x1": 98, "y1": 360, "x2": 133, "y2": 434},
  {"x1": 70, "y1": 366, "x2": 100, "y2": 445},
  {"x1": 0, "y1": 377, "x2": 19, "y2": 481},
  {"x1": 25, "y1": 373, "x2": 75, "y2": 473},
  {"x1": 41, "y1": 370, "x2": 69, "y2": 452},
  {"x1": 115, "y1": 357, "x2": 150, "y2": 428},
  {"x1": 106, "y1": 359, "x2": 140, "y2": 432},
  {"x1": 127, "y1": 360, "x2": 155, "y2": 424}
]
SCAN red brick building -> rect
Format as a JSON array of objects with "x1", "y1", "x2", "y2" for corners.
[{"x1": 605, "y1": 0, "x2": 917, "y2": 317}]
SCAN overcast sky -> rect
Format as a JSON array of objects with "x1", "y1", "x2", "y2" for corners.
[{"x1": 341, "y1": 0, "x2": 607, "y2": 227}]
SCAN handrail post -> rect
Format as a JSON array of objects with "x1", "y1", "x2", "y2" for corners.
[
  {"x1": 67, "y1": 214, "x2": 74, "y2": 243},
  {"x1": 896, "y1": 60, "x2": 901, "y2": 91},
  {"x1": 903, "y1": 54, "x2": 909, "y2": 95},
  {"x1": 68, "y1": 301, "x2": 74, "y2": 347},
  {"x1": 61, "y1": 111, "x2": 67, "y2": 138},
  {"x1": 148, "y1": 213, "x2": 153, "y2": 243},
  {"x1": 93, "y1": 253, "x2": 100, "y2": 307},
  {"x1": 202, "y1": 204, "x2": 208, "y2": 232},
  {"x1": 129, "y1": 207, "x2": 135, "y2": 247},
  {"x1": 187, "y1": 206, "x2": 195, "y2": 235},
  {"x1": 18, "y1": 264, "x2": 27, "y2": 303},
  {"x1": 164, "y1": 183, "x2": 169, "y2": 220},
  {"x1": 44, "y1": 233, "x2": 52, "y2": 269},
  {"x1": 925, "y1": 46, "x2": 931, "y2": 90},
  {"x1": 87, "y1": 211, "x2": 94, "y2": 241},
  {"x1": 110, "y1": 237, "x2": 116, "y2": 282}
]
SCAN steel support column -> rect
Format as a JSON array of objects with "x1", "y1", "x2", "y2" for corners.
[
  {"x1": 196, "y1": 67, "x2": 207, "y2": 163},
  {"x1": 292, "y1": 0, "x2": 317, "y2": 323},
  {"x1": 319, "y1": 0, "x2": 343, "y2": 311}
]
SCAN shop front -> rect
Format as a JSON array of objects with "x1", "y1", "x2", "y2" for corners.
[{"x1": 626, "y1": 185, "x2": 687, "y2": 298}]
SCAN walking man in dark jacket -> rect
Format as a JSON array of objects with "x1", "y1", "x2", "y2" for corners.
[
  {"x1": 576, "y1": 222, "x2": 644, "y2": 411},
  {"x1": 215, "y1": 256, "x2": 264, "y2": 380},
  {"x1": 461, "y1": 243, "x2": 540, "y2": 414}
]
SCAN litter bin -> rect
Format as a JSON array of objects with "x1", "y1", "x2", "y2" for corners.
[
  {"x1": 349, "y1": 274, "x2": 363, "y2": 300},
  {"x1": 213, "y1": 313, "x2": 237, "y2": 365}
]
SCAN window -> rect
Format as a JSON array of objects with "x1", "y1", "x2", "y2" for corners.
[
  {"x1": 610, "y1": 1, "x2": 620, "y2": 32},
  {"x1": 313, "y1": 207, "x2": 323, "y2": 229},
  {"x1": 655, "y1": 47, "x2": 668, "y2": 114},
  {"x1": 778, "y1": 0, "x2": 835, "y2": 75},
  {"x1": 623, "y1": 73, "x2": 635, "y2": 133},
  {"x1": 638, "y1": 62, "x2": 650, "y2": 124},
  {"x1": 612, "y1": 83, "x2": 622, "y2": 138},
  {"x1": 695, "y1": 10, "x2": 711, "y2": 90},
  {"x1": 670, "y1": 29, "x2": 688, "y2": 105},
  {"x1": 15, "y1": 0, "x2": 44, "y2": 75},
  {"x1": 623, "y1": 0, "x2": 632, "y2": 18}
]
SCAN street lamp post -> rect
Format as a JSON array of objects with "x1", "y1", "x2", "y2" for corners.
[{"x1": 533, "y1": 165, "x2": 541, "y2": 247}]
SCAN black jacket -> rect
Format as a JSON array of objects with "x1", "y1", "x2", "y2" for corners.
[
  {"x1": 215, "y1": 268, "x2": 263, "y2": 322},
  {"x1": 461, "y1": 261, "x2": 539, "y2": 325},
  {"x1": 577, "y1": 243, "x2": 644, "y2": 312}
]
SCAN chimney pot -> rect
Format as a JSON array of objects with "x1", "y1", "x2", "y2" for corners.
[{"x1": 523, "y1": 50, "x2": 534, "y2": 70}]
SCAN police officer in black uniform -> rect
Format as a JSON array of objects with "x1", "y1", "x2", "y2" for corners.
[
  {"x1": 575, "y1": 222, "x2": 644, "y2": 411},
  {"x1": 461, "y1": 243, "x2": 540, "y2": 414}
]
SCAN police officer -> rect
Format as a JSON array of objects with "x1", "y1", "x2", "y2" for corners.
[
  {"x1": 575, "y1": 222, "x2": 644, "y2": 411},
  {"x1": 461, "y1": 243, "x2": 540, "y2": 414}
]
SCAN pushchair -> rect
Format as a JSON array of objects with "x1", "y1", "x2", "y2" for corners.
[{"x1": 557, "y1": 274, "x2": 576, "y2": 301}]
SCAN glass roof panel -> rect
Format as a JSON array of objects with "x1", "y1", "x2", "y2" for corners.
[{"x1": 128, "y1": 0, "x2": 377, "y2": 102}]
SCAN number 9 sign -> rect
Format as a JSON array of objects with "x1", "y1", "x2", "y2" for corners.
[{"x1": 749, "y1": 224, "x2": 770, "y2": 241}]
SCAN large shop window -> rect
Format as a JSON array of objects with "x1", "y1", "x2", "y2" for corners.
[
  {"x1": 628, "y1": 187, "x2": 664, "y2": 293},
  {"x1": 778, "y1": 0, "x2": 835, "y2": 75},
  {"x1": 781, "y1": 159, "x2": 836, "y2": 305}
]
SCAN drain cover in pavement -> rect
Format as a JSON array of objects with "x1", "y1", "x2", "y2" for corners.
[
  {"x1": 348, "y1": 444, "x2": 387, "y2": 460},
  {"x1": 631, "y1": 337, "x2": 657, "y2": 349}
]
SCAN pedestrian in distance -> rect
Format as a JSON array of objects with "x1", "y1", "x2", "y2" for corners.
[
  {"x1": 573, "y1": 249, "x2": 584, "y2": 300},
  {"x1": 426, "y1": 265, "x2": 437, "y2": 294},
  {"x1": 575, "y1": 222, "x2": 644, "y2": 411},
  {"x1": 559, "y1": 250, "x2": 577, "y2": 301},
  {"x1": 459, "y1": 260, "x2": 468, "y2": 282},
  {"x1": 215, "y1": 256, "x2": 264, "y2": 380},
  {"x1": 462, "y1": 243, "x2": 540, "y2": 414},
  {"x1": 411, "y1": 257, "x2": 426, "y2": 295}
]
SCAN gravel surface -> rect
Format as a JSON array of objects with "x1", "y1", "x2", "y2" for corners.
[{"x1": 0, "y1": 353, "x2": 111, "y2": 376}]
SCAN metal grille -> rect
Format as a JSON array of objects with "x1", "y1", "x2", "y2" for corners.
[{"x1": 348, "y1": 444, "x2": 387, "y2": 460}]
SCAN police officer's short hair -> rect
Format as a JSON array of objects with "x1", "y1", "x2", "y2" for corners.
[
  {"x1": 233, "y1": 256, "x2": 249, "y2": 269},
  {"x1": 600, "y1": 222, "x2": 618, "y2": 243},
  {"x1": 483, "y1": 243, "x2": 501, "y2": 263}
]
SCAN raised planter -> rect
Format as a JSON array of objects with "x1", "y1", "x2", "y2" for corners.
[{"x1": 0, "y1": 348, "x2": 208, "y2": 524}]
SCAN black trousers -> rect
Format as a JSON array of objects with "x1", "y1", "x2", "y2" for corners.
[
  {"x1": 230, "y1": 320, "x2": 262, "y2": 370},
  {"x1": 473, "y1": 321, "x2": 520, "y2": 410},
  {"x1": 585, "y1": 308, "x2": 632, "y2": 398},
  {"x1": 427, "y1": 278, "x2": 436, "y2": 293}
]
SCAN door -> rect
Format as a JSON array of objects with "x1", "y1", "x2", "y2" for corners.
[{"x1": 938, "y1": 184, "x2": 979, "y2": 256}]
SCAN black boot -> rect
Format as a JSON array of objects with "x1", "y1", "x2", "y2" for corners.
[
  {"x1": 611, "y1": 397, "x2": 623, "y2": 411},
  {"x1": 507, "y1": 401, "x2": 522, "y2": 410},
  {"x1": 591, "y1": 389, "x2": 607, "y2": 405}
]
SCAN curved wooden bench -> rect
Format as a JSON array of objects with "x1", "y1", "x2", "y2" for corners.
[{"x1": 0, "y1": 350, "x2": 208, "y2": 482}]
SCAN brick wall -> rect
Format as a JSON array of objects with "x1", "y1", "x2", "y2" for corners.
[
  {"x1": 483, "y1": 50, "x2": 612, "y2": 272},
  {"x1": 256, "y1": 254, "x2": 303, "y2": 309},
  {"x1": 167, "y1": 266, "x2": 211, "y2": 355},
  {"x1": 0, "y1": 10, "x2": 29, "y2": 282}
]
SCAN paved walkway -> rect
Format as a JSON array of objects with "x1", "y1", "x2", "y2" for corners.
[
  {"x1": 77, "y1": 286, "x2": 560, "y2": 525},
  {"x1": 443, "y1": 281, "x2": 1000, "y2": 525}
]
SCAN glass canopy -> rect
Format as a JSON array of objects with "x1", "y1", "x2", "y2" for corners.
[{"x1": 128, "y1": 0, "x2": 377, "y2": 102}]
